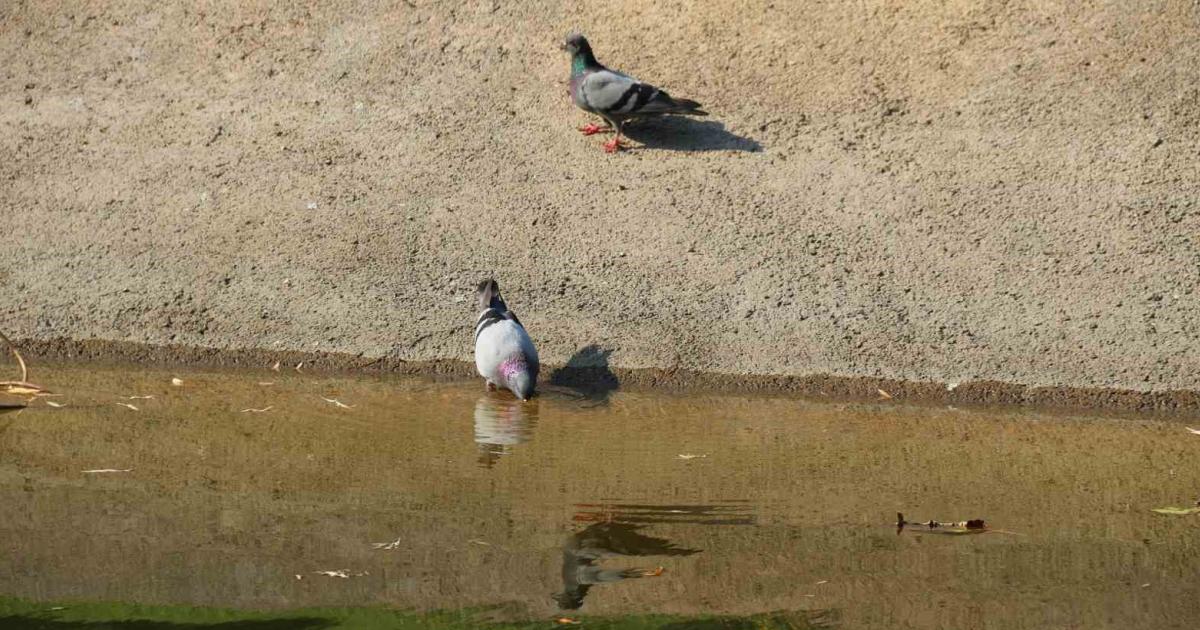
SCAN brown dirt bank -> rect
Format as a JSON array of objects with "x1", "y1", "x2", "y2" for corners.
[
  {"x1": 14, "y1": 337, "x2": 1200, "y2": 416},
  {"x1": 3, "y1": 2, "x2": 1199, "y2": 398}
]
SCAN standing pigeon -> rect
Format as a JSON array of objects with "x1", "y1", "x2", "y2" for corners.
[
  {"x1": 474, "y1": 279, "x2": 539, "y2": 400},
  {"x1": 562, "y1": 32, "x2": 707, "y2": 153}
]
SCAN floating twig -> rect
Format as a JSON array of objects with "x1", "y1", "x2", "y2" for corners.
[{"x1": 0, "y1": 329, "x2": 51, "y2": 396}]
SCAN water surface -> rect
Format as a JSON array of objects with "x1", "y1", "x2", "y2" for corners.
[{"x1": 1, "y1": 365, "x2": 1198, "y2": 628}]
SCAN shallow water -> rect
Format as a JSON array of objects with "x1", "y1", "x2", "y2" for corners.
[{"x1": 1, "y1": 364, "x2": 1198, "y2": 628}]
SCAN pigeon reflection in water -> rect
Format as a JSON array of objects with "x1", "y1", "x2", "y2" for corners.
[
  {"x1": 553, "y1": 522, "x2": 700, "y2": 610},
  {"x1": 473, "y1": 394, "x2": 538, "y2": 468}
]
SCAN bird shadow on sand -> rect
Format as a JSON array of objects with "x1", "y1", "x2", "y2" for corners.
[
  {"x1": 622, "y1": 117, "x2": 761, "y2": 153},
  {"x1": 545, "y1": 344, "x2": 619, "y2": 407}
]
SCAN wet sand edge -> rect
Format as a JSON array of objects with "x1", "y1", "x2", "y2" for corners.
[{"x1": 11, "y1": 337, "x2": 1200, "y2": 415}]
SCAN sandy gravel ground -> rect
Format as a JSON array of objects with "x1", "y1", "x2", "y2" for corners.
[{"x1": 2, "y1": 1, "x2": 1198, "y2": 393}]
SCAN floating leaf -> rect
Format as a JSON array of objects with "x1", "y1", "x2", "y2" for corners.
[
  {"x1": 877, "y1": 389, "x2": 893, "y2": 400},
  {"x1": 313, "y1": 569, "x2": 368, "y2": 578},
  {"x1": 171, "y1": 378, "x2": 184, "y2": 387},
  {"x1": 372, "y1": 537, "x2": 402, "y2": 550},
  {"x1": 271, "y1": 361, "x2": 281, "y2": 372},
  {"x1": 45, "y1": 401, "x2": 66, "y2": 408},
  {"x1": 321, "y1": 397, "x2": 354, "y2": 409},
  {"x1": 1151, "y1": 506, "x2": 1200, "y2": 515},
  {"x1": 1186, "y1": 427, "x2": 1200, "y2": 435},
  {"x1": 314, "y1": 570, "x2": 349, "y2": 578}
]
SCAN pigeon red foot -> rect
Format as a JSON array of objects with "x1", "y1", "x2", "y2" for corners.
[{"x1": 579, "y1": 123, "x2": 612, "y2": 135}]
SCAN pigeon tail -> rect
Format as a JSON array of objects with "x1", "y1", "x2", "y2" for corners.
[{"x1": 476, "y1": 278, "x2": 507, "y2": 312}]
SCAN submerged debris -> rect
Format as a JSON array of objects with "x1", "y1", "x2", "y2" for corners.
[
  {"x1": 82, "y1": 469, "x2": 132, "y2": 474},
  {"x1": 372, "y1": 537, "x2": 403, "y2": 550},
  {"x1": 896, "y1": 512, "x2": 987, "y2": 535},
  {"x1": 172, "y1": 377, "x2": 184, "y2": 387},
  {"x1": 116, "y1": 403, "x2": 139, "y2": 411},
  {"x1": 240, "y1": 406, "x2": 274, "y2": 413},
  {"x1": 1186, "y1": 427, "x2": 1200, "y2": 435},
  {"x1": 677, "y1": 453, "x2": 707, "y2": 460}
]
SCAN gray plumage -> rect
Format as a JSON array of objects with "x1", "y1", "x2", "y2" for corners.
[
  {"x1": 563, "y1": 32, "x2": 706, "y2": 152},
  {"x1": 473, "y1": 279, "x2": 539, "y2": 400}
]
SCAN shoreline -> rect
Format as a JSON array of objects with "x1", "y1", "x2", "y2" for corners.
[{"x1": 11, "y1": 337, "x2": 1199, "y2": 416}]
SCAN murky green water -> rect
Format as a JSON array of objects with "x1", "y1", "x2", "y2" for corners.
[{"x1": 1, "y1": 365, "x2": 1198, "y2": 629}]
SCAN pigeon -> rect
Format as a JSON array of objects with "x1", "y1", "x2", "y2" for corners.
[
  {"x1": 553, "y1": 522, "x2": 697, "y2": 610},
  {"x1": 562, "y1": 32, "x2": 707, "y2": 153},
  {"x1": 474, "y1": 279, "x2": 539, "y2": 400}
]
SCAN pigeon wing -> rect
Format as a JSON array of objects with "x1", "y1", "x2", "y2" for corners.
[
  {"x1": 581, "y1": 70, "x2": 648, "y2": 116},
  {"x1": 582, "y1": 69, "x2": 703, "y2": 118}
]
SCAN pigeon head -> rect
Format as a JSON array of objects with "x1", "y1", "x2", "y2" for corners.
[
  {"x1": 561, "y1": 32, "x2": 598, "y2": 71},
  {"x1": 500, "y1": 356, "x2": 536, "y2": 401}
]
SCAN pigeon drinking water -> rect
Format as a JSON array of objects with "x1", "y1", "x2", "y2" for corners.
[
  {"x1": 474, "y1": 279, "x2": 539, "y2": 400},
  {"x1": 562, "y1": 32, "x2": 707, "y2": 153}
]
